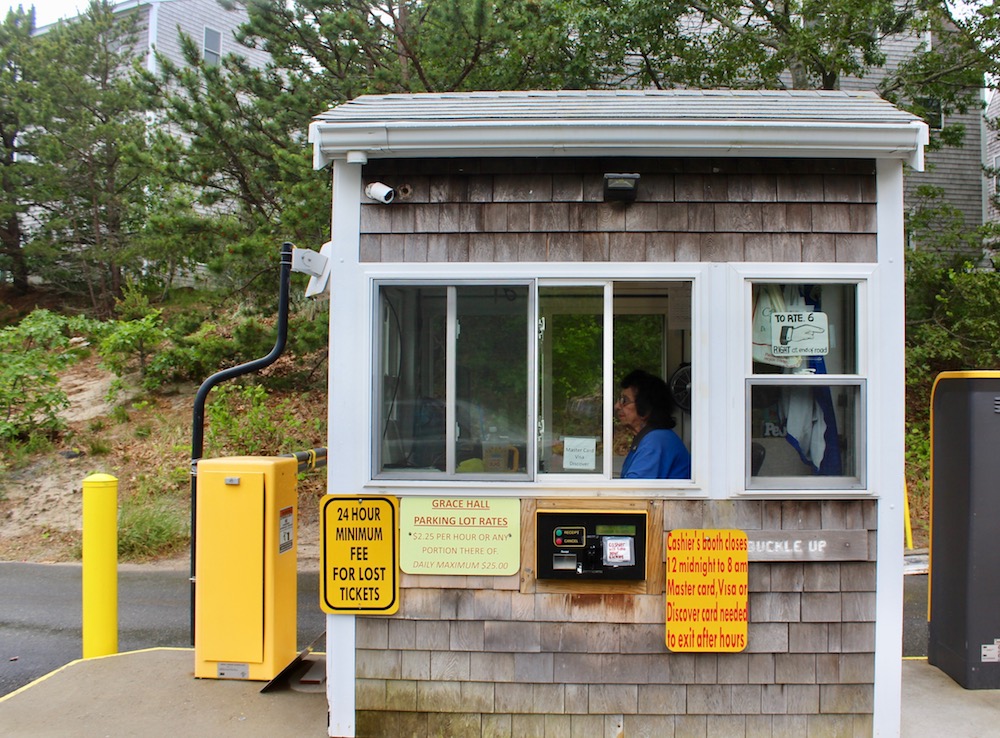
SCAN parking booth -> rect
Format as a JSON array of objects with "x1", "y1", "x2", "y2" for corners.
[{"x1": 308, "y1": 90, "x2": 926, "y2": 737}]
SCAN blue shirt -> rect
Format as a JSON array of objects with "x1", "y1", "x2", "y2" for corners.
[{"x1": 621, "y1": 427, "x2": 691, "y2": 479}]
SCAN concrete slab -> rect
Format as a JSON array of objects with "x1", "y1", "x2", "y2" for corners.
[
  {"x1": 0, "y1": 648, "x2": 328, "y2": 737},
  {"x1": 4, "y1": 648, "x2": 1000, "y2": 737},
  {"x1": 902, "y1": 658, "x2": 1000, "y2": 738}
]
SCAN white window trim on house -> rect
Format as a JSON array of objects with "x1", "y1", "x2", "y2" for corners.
[{"x1": 203, "y1": 26, "x2": 221, "y2": 66}]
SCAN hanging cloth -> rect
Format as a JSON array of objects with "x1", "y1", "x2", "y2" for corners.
[
  {"x1": 752, "y1": 284, "x2": 802, "y2": 369},
  {"x1": 780, "y1": 286, "x2": 842, "y2": 475}
]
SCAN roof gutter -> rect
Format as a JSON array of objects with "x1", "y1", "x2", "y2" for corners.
[{"x1": 310, "y1": 118, "x2": 929, "y2": 171}]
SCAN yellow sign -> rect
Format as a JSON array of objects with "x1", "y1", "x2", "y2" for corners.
[
  {"x1": 400, "y1": 497, "x2": 520, "y2": 575},
  {"x1": 666, "y1": 529, "x2": 749, "y2": 652},
  {"x1": 320, "y1": 495, "x2": 399, "y2": 615}
]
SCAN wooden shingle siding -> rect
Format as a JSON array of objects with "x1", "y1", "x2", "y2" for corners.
[
  {"x1": 360, "y1": 158, "x2": 877, "y2": 264},
  {"x1": 356, "y1": 500, "x2": 876, "y2": 737}
]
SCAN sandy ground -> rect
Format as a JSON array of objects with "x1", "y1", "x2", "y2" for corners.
[{"x1": 0, "y1": 358, "x2": 321, "y2": 568}]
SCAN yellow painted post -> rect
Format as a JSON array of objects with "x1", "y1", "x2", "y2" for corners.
[
  {"x1": 903, "y1": 482, "x2": 914, "y2": 551},
  {"x1": 82, "y1": 473, "x2": 118, "y2": 658}
]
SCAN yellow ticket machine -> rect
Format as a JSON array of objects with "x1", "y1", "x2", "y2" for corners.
[{"x1": 194, "y1": 456, "x2": 297, "y2": 680}]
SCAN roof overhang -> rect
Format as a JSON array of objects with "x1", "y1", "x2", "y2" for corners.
[{"x1": 309, "y1": 91, "x2": 929, "y2": 171}]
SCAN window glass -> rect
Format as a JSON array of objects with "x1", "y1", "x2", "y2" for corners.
[
  {"x1": 204, "y1": 28, "x2": 221, "y2": 66},
  {"x1": 538, "y1": 286, "x2": 604, "y2": 474},
  {"x1": 377, "y1": 280, "x2": 692, "y2": 482},
  {"x1": 612, "y1": 282, "x2": 689, "y2": 476},
  {"x1": 376, "y1": 284, "x2": 529, "y2": 477},
  {"x1": 749, "y1": 382, "x2": 862, "y2": 484},
  {"x1": 752, "y1": 283, "x2": 856, "y2": 375},
  {"x1": 455, "y1": 286, "x2": 529, "y2": 474},
  {"x1": 378, "y1": 286, "x2": 447, "y2": 472}
]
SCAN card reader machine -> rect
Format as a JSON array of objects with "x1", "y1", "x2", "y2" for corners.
[{"x1": 536, "y1": 510, "x2": 647, "y2": 580}]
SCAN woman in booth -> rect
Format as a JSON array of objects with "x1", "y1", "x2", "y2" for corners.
[{"x1": 615, "y1": 369, "x2": 691, "y2": 479}]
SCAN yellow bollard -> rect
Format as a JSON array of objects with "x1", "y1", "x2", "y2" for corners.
[
  {"x1": 903, "y1": 482, "x2": 914, "y2": 551},
  {"x1": 82, "y1": 473, "x2": 118, "y2": 658}
]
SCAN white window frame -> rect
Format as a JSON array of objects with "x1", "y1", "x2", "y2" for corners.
[
  {"x1": 372, "y1": 279, "x2": 535, "y2": 482},
  {"x1": 729, "y1": 264, "x2": 875, "y2": 497},
  {"x1": 364, "y1": 262, "x2": 707, "y2": 498},
  {"x1": 203, "y1": 27, "x2": 221, "y2": 66}
]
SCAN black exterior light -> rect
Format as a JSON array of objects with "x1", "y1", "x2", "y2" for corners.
[{"x1": 603, "y1": 172, "x2": 640, "y2": 202}]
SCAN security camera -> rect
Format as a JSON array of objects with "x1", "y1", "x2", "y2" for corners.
[{"x1": 365, "y1": 182, "x2": 396, "y2": 204}]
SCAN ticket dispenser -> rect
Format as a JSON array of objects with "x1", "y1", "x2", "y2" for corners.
[
  {"x1": 536, "y1": 510, "x2": 647, "y2": 580},
  {"x1": 194, "y1": 456, "x2": 297, "y2": 680}
]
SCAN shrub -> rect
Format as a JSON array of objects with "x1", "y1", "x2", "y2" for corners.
[
  {"x1": 97, "y1": 312, "x2": 168, "y2": 381},
  {"x1": 0, "y1": 309, "x2": 86, "y2": 446},
  {"x1": 205, "y1": 382, "x2": 323, "y2": 457}
]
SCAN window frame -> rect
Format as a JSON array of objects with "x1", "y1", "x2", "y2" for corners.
[
  {"x1": 203, "y1": 27, "x2": 222, "y2": 66},
  {"x1": 372, "y1": 279, "x2": 535, "y2": 482},
  {"x1": 736, "y1": 269, "x2": 872, "y2": 495},
  {"x1": 370, "y1": 274, "x2": 700, "y2": 491},
  {"x1": 914, "y1": 96, "x2": 944, "y2": 131}
]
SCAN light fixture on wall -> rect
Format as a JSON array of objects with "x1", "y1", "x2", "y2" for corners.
[{"x1": 603, "y1": 173, "x2": 640, "y2": 202}]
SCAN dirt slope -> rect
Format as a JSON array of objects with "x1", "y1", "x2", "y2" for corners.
[{"x1": 0, "y1": 357, "x2": 322, "y2": 567}]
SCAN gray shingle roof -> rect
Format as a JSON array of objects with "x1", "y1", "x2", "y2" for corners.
[
  {"x1": 315, "y1": 89, "x2": 918, "y2": 124},
  {"x1": 309, "y1": 90, "x2": 928, "y2": 168}
]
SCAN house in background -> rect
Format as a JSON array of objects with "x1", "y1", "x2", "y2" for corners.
[
  {"x1": 37, "y1": 0, "x2": 270, "y2": 75},
  {"x1": 836, "y1": 26, "x2": 988, "y2": 242},
  {"x1": 983, "y1": 92, "x2": 1000, "y2": 230}
]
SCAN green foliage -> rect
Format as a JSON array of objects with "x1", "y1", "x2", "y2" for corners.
[
  {"x1": 87, "y1": 437, "x2": 112, "y2": 455},
  {"x1": 906, "y1": 186, "x2": 985, "y2": 259},
  {"x1": 0, "y1": 309, "x2": 82, "y2": 444},
  {"x1": 903, "y1": 245, "x2": 1000, "y2": 510},
  {"x1": 205, "y1": 383, "x2": 324, "y2": 458},
  {"x1": 25, "y1": 2, "x2": 153, "y2": 312},
  {"x1": 0, "y1": 6, "x2": 41, "y2": 292},
  {"x1": 232, "y1": 0, "x2": 596, "y2": 97},
  {"x1": 97, "y1": 312, "x2": 168, "y2": 382},
  {"x1": 572, "y1": 0, "x2": 915, "y2": 90},
  {"x1": 117, "y1": 497, "x2": 188, "y2": 561},
  {"x1": 548, "y1": 312, "x2": 603, "y2": 437}
]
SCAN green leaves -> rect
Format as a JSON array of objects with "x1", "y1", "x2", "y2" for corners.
[
  {"x1": 0, "y1": 309, "x2": 82, "y2": 443},
  {"x1": 17, "y1": 1, "x2": 151, "y2": 311}
]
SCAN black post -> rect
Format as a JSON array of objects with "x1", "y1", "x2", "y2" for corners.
[{"x1": 189, "y1": 242, "x2": 294, "y2": 644}]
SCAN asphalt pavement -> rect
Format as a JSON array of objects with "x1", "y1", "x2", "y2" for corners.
[
  {"x1": 4, "y1": 557, "x2": 1000, "y2": 737},
  {"x1": 0, "y1": 561, "x2": 325, "y2": 696}
]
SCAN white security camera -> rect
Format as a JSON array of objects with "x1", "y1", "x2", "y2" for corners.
[{"x1": 365, "y1": 182, "x2": 396, "y2": 204}]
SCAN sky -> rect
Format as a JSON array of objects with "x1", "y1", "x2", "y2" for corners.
[{"x1": 4, "y1": 0, "x2": 86, "y2": 27}]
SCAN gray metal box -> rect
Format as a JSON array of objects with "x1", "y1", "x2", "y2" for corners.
[{"x1": 928, "y1": 371, "x2": 1000, "y2": 689}]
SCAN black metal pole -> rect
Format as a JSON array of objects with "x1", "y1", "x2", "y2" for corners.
[{"x1": 189, "y1": 242, "x2": 294, "y2": 645}]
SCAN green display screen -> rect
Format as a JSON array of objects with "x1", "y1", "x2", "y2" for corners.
[{"x1": 595, "y1": 524, "x2": 636, "y2": 536}]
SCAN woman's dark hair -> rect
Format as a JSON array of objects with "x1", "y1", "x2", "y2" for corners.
[{"x1": 620, "y1": 369, "x2": 676, "y2": 429}]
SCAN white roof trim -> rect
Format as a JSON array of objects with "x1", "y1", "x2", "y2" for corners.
[{"x1": 309, "y1": 91, "x2": 928, "y2": 171}]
